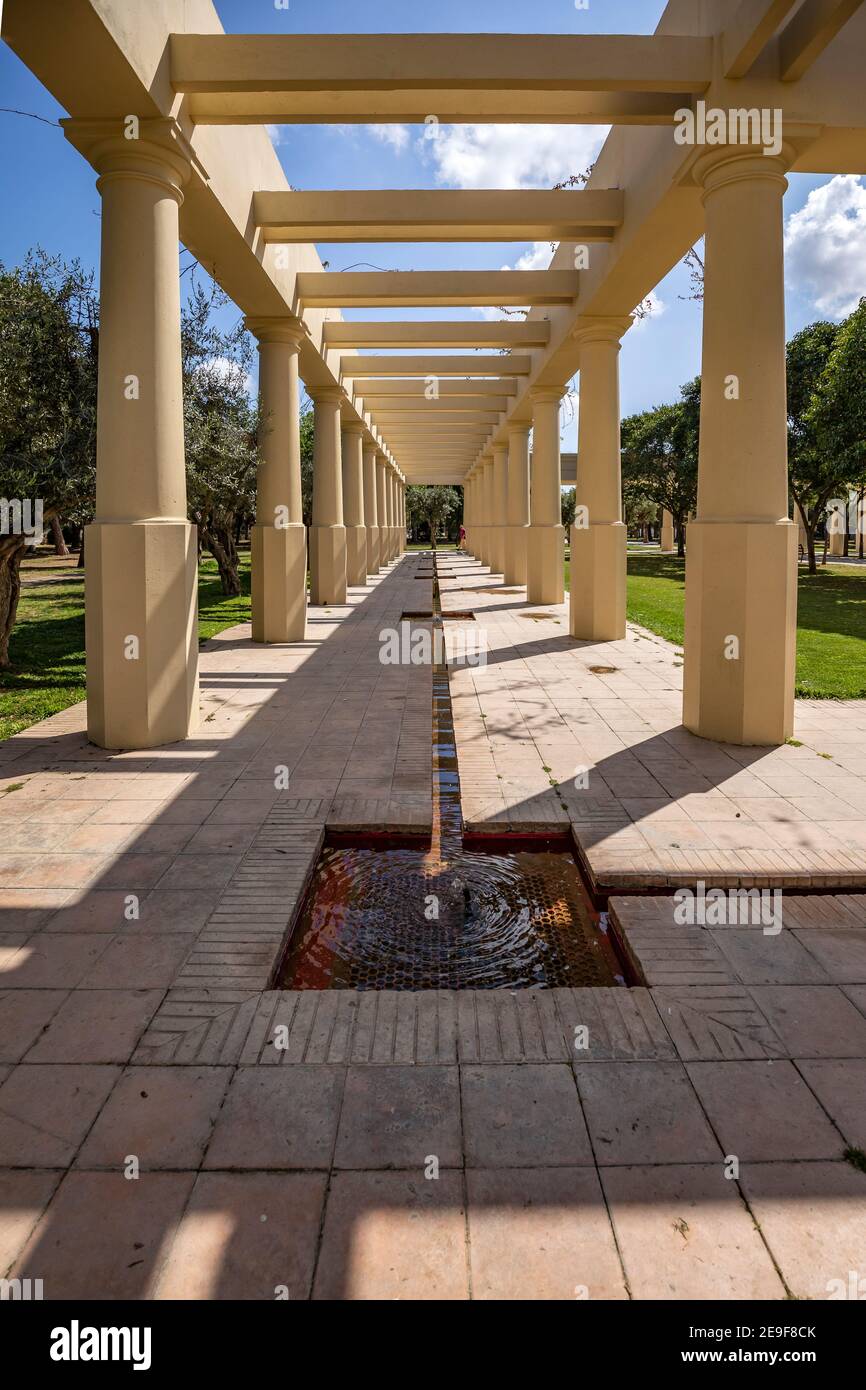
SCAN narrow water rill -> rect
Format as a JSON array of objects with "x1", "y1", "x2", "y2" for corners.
[{"x1": 277, "y1": 556, "x2": 625, "y2": 990}]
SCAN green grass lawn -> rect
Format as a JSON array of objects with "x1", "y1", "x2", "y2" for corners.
[
  {"x1": 564, "y1": 554, "x2": 866, "y2": 700},
  {"x1": 0, "y1": 552, "x2": 252, "y2": 741}
]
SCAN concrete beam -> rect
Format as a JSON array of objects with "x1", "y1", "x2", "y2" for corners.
[
  {"x1": 373, "y1": 412, "x2": 504, "y2": 425},
  {"x1": 342, "y1": 355, "x2": 531, "y2": 378},
  {"x1": 780, "y1": 0, "x2": 864, "y2": 80},
  {"x1": 297, "y1": 271, "x2": 579, "y2": 308},
  {"x1": 356, "y1": 395, "x2": 512, "y2": 413},
  {"x1": 324, "y1": 321, "x2": 551, "y2": 349},
  {"x1": 723, "y1": 0, "x2": 801, "y2": 78},
  {"x1": 171, "y1": 33, "x2": 713, "y2": 123},
  {"x1": 254, "y1": 188, "x2": 623, "y2": 242},
  {"x1": 350, "y1": 379, "x2": 518, "y2": 398}
]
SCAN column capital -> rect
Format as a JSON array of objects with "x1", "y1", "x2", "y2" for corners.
[
  {"x1": 245, "y1": 316, "x2": 306, "y2": 348},
  {"x1": 310, "y1": 385, "x2": 345, "y2": 407},
  {"x1": 62, "y1": 117, "x2": 204, "y2": 199},
  {"x1": 692, "y1": 146, "x2": 792, "y2": 200},
  {"x1": 341, "y1": 420, "x2": 366, "y2": 437},
  {"x1": 571, "y1": 315, "x2": 633, "y2": 347},
  {"x1": 529, "y1": 385, "x2": 565, "y2": 405},
  {"x1": 508, "y1": 422, "x2": 532, "y2": 439}
]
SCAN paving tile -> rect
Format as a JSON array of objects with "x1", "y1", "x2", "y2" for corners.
[
  {"x1": 0, "y1": 989, "x2": 68, "y2": 1063},
  {"x1": 11, "y1": 1169, "x2": 195, "y2": 1299},
  {"x1": 796, "y1": 1059, "x2": 866, "y2": 1148},
  {"x1": 601, "y1": 1164, "x2": 785, "y2": 1299},
  {"x1": 77, "y1": 1066, "x2": 232, "y2": 1170},
  {"x1": 24, "y1": 990, "x2": 164, "y2": 1064},
  {"x1": 749, "y1": 985, "x2": 866, "y2": 1058},
  {"x1": 461, "y1": 1063, "x2": 592, "y2": 1167},
  {"x1": 155, "y1": 1172, "x2": 327, "y2": 1300},
  {"x1": 334, "y1": 1065, "x2": 461, "y2": 1170},
  {"x1": 204, "y1": 1066, "x2": 344, "y2": 1170},
  {"x1": 652, "y1": 986, "x2": 786, "y2": 1061},
  {"x1": 1, "y1": 933, "x2": 110, "y2": 988},
  {"x1": 79, "y1": 934, "x2": 192, "y2": 989},
  {"x1": 313, "y1": 1170, "x2": 468, "y2": 1300},
  {"x1": 794, "y1": 929, "x2": 866, "y2": 984},
  {"x1": 710, "y1": 928, "x2": 831, "y2": 985},
  {"x1": 0, "y1": 1064, "x2": 119, "y2": 1167},
  {"x1": 738, "y1": 1162, "x2": 866, "y2": 1300},
  {"x1": 0, "y1": 1169, "x2": 62, "y2": 1275},
  {"x1": 686, "y1": 1060, "x2": 844, "y2": 1161},
  {"x1": 467, "y1": 1167, "x2": 627, "y2": 1300},
  {"x1": 575, "y1": 1061, "x2": 721, "y2": 1165}
]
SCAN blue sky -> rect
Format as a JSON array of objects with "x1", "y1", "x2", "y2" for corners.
[{"x1": 2, "y1": 0, "x2": 865, "y2": 449}]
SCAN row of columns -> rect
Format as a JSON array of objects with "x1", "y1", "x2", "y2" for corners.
[
  {"x1": 77, "y1": 121, "x2": 406, "y2": 752},
  {"x1": 466, "y1": 144, "x2": 798, "y2": 747}
]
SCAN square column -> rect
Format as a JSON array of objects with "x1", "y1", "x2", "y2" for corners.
[
  {"x1": 505, "y1": 424, "x2": 531, "y2": 586},
  {"x1": 247, "y1": 318, "x2": 307, "y2": 644},
  {"x1": 68, "y1": 123, "x2": 198, "y2": 749},
  {"x1": 376, "y1": 456, "x2": 390, "y2": 564},
  {"x1": 527, "y1": 387, "x2": 565, "y2": 605},
  {"x1": 491, "y1": 446, "x2": 508, "y2": 576},
  {"x1": 363, "y1": 442, "x2": 380, "y2": 574},
  {"x1": 569, "y1": 317, "x2": 631, "y2": 642},
  {"x1": 684, "y1": 149, "x2": 797, "y2": 746},
  {"x1": 479, "y1": 455, "x2": 494, "y2": 568},
  {"x1": 341, "y1": 422, "x2": 368, "y2": 586},
  {"x1": 309, "y1": 388, "x2": 347, "y2": 605},
  {"x1": 660, "y1": 510, "x2": 675, "y2": 553}
]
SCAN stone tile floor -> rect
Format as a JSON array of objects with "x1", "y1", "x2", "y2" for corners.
[{"x1": 1, "y1": 551, "x2": 865, "y2": 1299}]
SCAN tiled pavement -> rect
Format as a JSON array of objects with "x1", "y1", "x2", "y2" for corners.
[{"x1": 1, "y1": 551, "x2": 865, "y2": 1299}]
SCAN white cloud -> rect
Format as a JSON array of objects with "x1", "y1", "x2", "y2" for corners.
[
  {"x1": 266, "y1": 125, "x2": 286, "y2": 146},
  {"x1": 420, "y1": 123, "x2": 607, "y2": 190},
  {"x1": 629, "y1": 291, "x2": 667, "y2": 332},
  {"x1": 784, "y1": 175, "x2": 866, "y2": 320},
  {"x1": 368, "y1": 124, "x2": 410, "y2": 153}
]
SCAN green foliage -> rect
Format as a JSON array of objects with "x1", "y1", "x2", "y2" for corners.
[
  {"x1": 406, "y1": 485, "x2": 461, "y2": 545},
  {"x1": 620, "y1": 379, "x2": 699, "y2": 555},
  {"x1": 561, "y1": 486, "x2": 577, "y2": 530}
]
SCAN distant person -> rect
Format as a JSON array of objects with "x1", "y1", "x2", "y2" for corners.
[{"x1": 458, "y1": 524, "x2": 466, "y2": 551}]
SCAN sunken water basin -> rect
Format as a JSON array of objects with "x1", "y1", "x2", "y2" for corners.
[{"x1": 275, "y1": 555, "x2": 626, "y2": 992}]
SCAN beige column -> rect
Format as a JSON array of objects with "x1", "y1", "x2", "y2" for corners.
[
  {"x1": 341, "y1": 422, "x2": 367, "y2": 586},
  {"x1": 248, "y1": 318, "x2": 307, "y2": 644},
  {"x1": 77, "y1": 125, "x2": 198, "y2": 750},
  {"x1": 660, "y1": 510, "x2": 675, "y2": 553},
  {"x1": 399, "y1": 480, "x2": 406, "y2": 553},
  {"x1": 363, "y1": 442, "x2": 380, "y2": 574},
  {"x1": 684, "y1": 148, "x2": 797, "y2": 746},
  {"x1": 480, "y1": 455, "x2": 494, "y2": 568},
  {"x1": 505, "y1": 424, "x2": 531, "y2": 586},
  {"x1": 491, "y1": 445, "x2": 508, "y2": 576},
  {"x1": 527, "y1": 387, "x2": 565, "y2": 605},
  {"x1": 309, "y1": 389, "x2": 347, "y2": 604},
  {"x1": 376, "y1": 455, "x2": 390, "y2": 564},
  {"x1": 828, "y1": 500, "x2": 845, "y2": 557},
  {"x1": 569, "y1": 318, "x2": 631, "y2": 641},
  {"x1": 384, "y1": 467, "x2": 394, "y2": 559}
]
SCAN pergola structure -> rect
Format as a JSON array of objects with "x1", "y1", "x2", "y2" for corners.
[{"x1": 4, "y1": 0, "x2": 866, "y2": 751}]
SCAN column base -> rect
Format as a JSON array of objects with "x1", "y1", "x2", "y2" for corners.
[
  {"x1": 683, "y1": 518, "x2": 797, "y2": 746},
  {"x1": 526, "y1": 525, "x2": 565, "y2": 605},
  {"x1": 85, "y1": 521, "x2": 198, "y2": 750},
  {"x1": 489, "y1": 528, "x2": 505, "y2": 576},
  {"x1": 475, "y1": 526, "x2": 488, "y2": 568},
  {"x1": 310, "y1": 525, "x2": 347, "y2": 605},
  {"x1": 504, "y1": 526, "x2": 528, "y2": 586},
  {"x1": 251, "y1": 523, "x2": 307, "y2": 644},
  {"x1": 346, "y1": 525, "x2": 368, "y2": 587},
  {"x1": 569, "y1": 522, "x2": 626, "y2": 641},
  {"x1": 366, "y1": 526, "x2": 380, "y2": 575}
]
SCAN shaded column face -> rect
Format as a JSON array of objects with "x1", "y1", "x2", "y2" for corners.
[
  {"x1": 363, "y1": 444, "x2": 380, "y2": 574},
  {"x1": 249, "y1": 320, "x2": 307, "y2": 644},
  {"x1": 341, "y1": 424, "x2": 367, "y2": 586},
  {"x1": 684, "y1": 148, "x2": 796, "y2": 746},
  {"x1": 527, "y1": 388, "x2": 565, "y2": 604},
  {"x1": 491, "y1": 447, "x2": 508, "y2": 574},
  {"x1": 83, "y1": 128, "x2": 198, "y2": 750},
  {"x1": 505, "y1": 426, "x2": 531, "y2": 585},
  {"x1": 376, "y1": 458, "x2": 389, "y2": 562},
  {"x1": 309, "y1": 390, "x2": 347, "y2": 604}
]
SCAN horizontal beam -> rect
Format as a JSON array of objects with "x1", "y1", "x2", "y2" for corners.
[
  {"x1": 372, "y1": 412, "x2": 503, "y2": 425},
  {"x1": 343, "y1": 355, "x2": 531, "y2": 377},
  {"x1": 297, "y1": 271, "x2": 579, "y2": 308},
  {"x1": 723, "y1": 0, "x2": 800, "y2": 78},
  {"x1": 254, "y1": 189, "x2": 623, "y2": 243},
  {"x1": 779, "y1": 0, "x2": 864, "y2": 80},
  {"x1": 360, "y1": 395, "x2": 512, "y2": 413},
  {"x1": 353, "y1": 378, "x2": 518, "y2": 397},
  {"x1": 324, "y1": 320, "x2": 551, "y2": 349},
  {"x1": 172, "y1": 34, "x2": 712, "y2": 124}
]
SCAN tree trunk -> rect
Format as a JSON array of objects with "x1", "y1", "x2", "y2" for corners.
[
  {"x1": 675, "y1": 516, "x2": 686, "y2": 558},
  {"x1": 202, "y1": 520, "x2": 241, "y2": 596},
  {"x1": 0, "y1": 538, "x2": 26, "y2": 669},
  {"x1": 49, "y1": 516, "x2": 70, "y2": 557},
  {"x1": 78, "y1": 530, "x2": 86, "y2": 569}
]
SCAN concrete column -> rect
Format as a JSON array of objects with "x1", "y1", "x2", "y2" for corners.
[
  {"x1": 310, "y1": 389, "x2": 347, "y2": 605},
  {"x1": 384, "y1": 468, "x2": 395, "y2": 559},
  {"x1": 828, "y1": 500, "x2": 845, "y2": 557},
  {"x1": 527, "y1": 387, "x2": 565, "y2": 605},
  {"x1": 684, "y1": 148, "x2": 797, "y2": 746},
  {"x1": 376, "y1": 456, "x2": 390, "y2": 564},
  {"x1": 491, "y1": 445, "x2": 508, "y2": 576},
  {"x1": 81, "y1": 127, "x2": 198, "y2": 750},
  {"x1": 660, "y1": 510, "x2": 675, "y2": 553},
  {"x1": 248, "y1": 318, "x2": 307, "y2": 644},
  {"x1": 569, "y1": 318, "x2": 631, "y2": 641},
  {"x1": 399, "y1": 481, "x2": 406, "y2": 552},
  {"x1": 363, "y1": 442, "x2": 380, "y2": 574},
  {"x1": 480, "y1": 456, "x2": 494, "y2": 568},
  {"x1": 341, "y1": 422, "x2": 367, "y2": 586},
  {"x1": 505, "y1": 424, "x2": 531, "y2": 586}
]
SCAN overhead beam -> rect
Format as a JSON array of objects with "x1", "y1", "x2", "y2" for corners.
[
  {"x1": 372, "y1": 412, "x2": 504, "y2": 425},
  {"x1": 342, "y1": 355, "x2": 531, "y2": 377},
  {"x1": 253, "y1": 189, "x2": 623, "y2": 243},
  {"x1": 297, "y1": 271, "x2": 579, "y2": 308},
  {"x1": 723, "y1": 0, "x2": 801, "y2": 78},
  {"x1": 779, "y1": 0, "x2": 865, "y2": 80},
  {"x1": 324, "y1": 321, "x2": 551, "y2": 349},
  {"x1": 358, "y1": 395, "x2": 512, "y2": 413},
  {"x1": 172, "y1": 33, "x2": 713, "y2": 124},
  {"x1": 353, "y1": 378, "x2": 518, "y2": 398}
]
